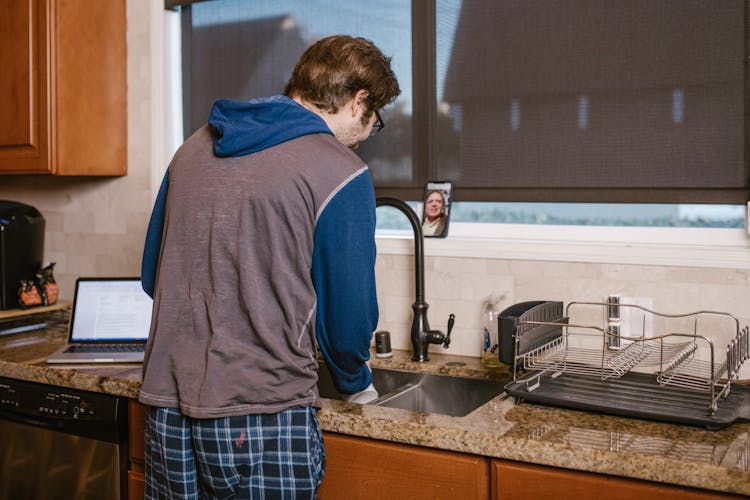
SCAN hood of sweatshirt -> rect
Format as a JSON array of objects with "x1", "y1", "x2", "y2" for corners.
[{"x1": 208, "y1": 95, "x2": 333, "y2": 157}]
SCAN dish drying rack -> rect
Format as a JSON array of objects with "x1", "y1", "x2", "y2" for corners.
[{"x1": 503, "y1": 301, "x2": 750, "y2": 429}]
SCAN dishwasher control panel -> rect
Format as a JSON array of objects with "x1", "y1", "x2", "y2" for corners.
[
  {"x1": 0, "y1": 380, "x2": 20, "y2": 409},
  {"x1": 0, "y1": 376, "x2": 120, "y2": 423}
]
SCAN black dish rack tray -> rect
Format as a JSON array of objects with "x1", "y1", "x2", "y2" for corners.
[
  {"x1": 501, "y1": 301, "x2": 750, "y2": 429},
  {"x1": 505, "y1": 370, "x2": 750, "y2": 430}
]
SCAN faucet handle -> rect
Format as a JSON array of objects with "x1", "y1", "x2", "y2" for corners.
[{"x1": 443, "y1": 313, "x2": 455, "y2": 348}]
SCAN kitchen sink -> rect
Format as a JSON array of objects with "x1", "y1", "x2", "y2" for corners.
[{"x1": 317, "y1": 364, "x2": 504, "y2": 417}]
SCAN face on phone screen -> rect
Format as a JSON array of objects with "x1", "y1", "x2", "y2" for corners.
[{"x1": 421, "y1": 181, "x2": 453, "y2": 238}]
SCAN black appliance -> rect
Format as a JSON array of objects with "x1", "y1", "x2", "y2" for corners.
[
  {"x1": 0, "y1": 201, "x2": 45, "y2": 310},
  {"x1": 0, "y1": 377, "x2": 129, "y2": 499}
]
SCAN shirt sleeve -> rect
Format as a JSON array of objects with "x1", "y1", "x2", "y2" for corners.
[
  {"x1": 141, "y1": 169, "x2": 169, "y2": 298},
  {"x1": 312, "y1": 169, "x2": 379, "y2": 394}
]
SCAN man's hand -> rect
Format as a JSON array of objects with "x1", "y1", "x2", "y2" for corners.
[
  {"x1": 342, "y1": 382, "x2": 378, "y2": 404},
  {"x1": 342, "y1": 361, "x2": 378, "y2": 403}
]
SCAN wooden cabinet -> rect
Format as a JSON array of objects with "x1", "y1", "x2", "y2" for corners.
[
  {"x1": 319, "y1": 433, "x2": 490, "y2": 500},
  {"x1": 126, "y1": 400, "x2": 742, "y2": 500},
  {"x1": 491, "y1": 459, "x2": 743, "y2": 500},
  {"x1": 128, "y1": 399, "x2": 147, "y2": 500},
  {"x1": 0, "y1": 0, "x2": 127, "y2": 175},
  {"x1": 128, "y1": 470, "x2": 145, "y2": 500}
]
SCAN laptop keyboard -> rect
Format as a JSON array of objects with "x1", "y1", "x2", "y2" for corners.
[{"x1": 68, "y1": 344, "x2": 145, "y2": 353}]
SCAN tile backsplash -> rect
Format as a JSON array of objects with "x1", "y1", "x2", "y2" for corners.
[{"x1": 375, "y1": 253, "x2": 750, "y2": 379}]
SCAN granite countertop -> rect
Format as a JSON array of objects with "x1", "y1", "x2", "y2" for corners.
[{"x1": 1, "y1": 309, "x2": 748, "y2": 496}]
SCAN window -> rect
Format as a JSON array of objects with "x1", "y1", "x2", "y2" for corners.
[
  {"x1": 178, "y1": 0, "x2": 412, "y2": 186},
  {"x1": 432, "y1": 0, "x2": 748, "y2": 205},
  {"x1": 169, "y1": 0, "x2": 749, "y2": 233},
  {"x1": 450, "y1": 202, "x2": 744, "y2": 227}
]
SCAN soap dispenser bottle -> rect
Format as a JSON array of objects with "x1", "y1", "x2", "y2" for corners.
[{"x1": 481, "y1": 293, "x2": 503, "y2": 368}]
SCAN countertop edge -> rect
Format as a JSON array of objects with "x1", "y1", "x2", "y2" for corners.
[{"x1": 316, "y1": 403, "x2": 750, "y2": 496}]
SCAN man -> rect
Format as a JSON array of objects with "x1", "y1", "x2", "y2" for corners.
[{"x1": 139, "y1": 35, "x2": 400, "y2": 498}]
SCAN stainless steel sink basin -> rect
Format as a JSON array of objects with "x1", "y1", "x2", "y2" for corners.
[
  {"x1": 317, "y1": 365, "x2": 417, "y2": 400},
  {"x1": 317, "y1": 365, "x2": 504, "y2": 417}
]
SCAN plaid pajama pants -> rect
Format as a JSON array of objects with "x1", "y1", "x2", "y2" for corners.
[{"x1": 144, "y1": 406, "x2": 325, "y2": 500}]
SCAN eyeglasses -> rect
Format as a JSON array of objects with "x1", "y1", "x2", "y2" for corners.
[{"x1": 371, "y1": 110, "x2": 385, "y2": 136}]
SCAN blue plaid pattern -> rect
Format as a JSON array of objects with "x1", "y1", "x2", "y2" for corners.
[{"x1": 144, "y1": 406, "x2": 325, "y2": 499}]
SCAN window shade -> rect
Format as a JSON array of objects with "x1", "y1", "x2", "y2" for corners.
[
  {"x1": 174, "y1": 0, "x2": 749, "y2": 204},
  {"x1": 433, "y1": 0, "x2": 749, "y2": 204}
]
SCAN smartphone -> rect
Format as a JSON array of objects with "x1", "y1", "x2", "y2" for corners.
[{"x1": 421, "y1": 181, "x2": 454, "y2": 238}]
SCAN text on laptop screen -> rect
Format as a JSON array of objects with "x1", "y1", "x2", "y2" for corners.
[{"x1": 71, "y1": 280, "x2": 153, "y2": 342}]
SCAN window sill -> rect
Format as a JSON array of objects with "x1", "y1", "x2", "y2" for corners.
[{"x1": 375, "y1": 223, "x2": 750, "y2": 269}]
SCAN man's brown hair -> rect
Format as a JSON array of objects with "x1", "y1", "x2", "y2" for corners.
[{"x1": 284, "y1": 35, "x2": 400, "y2": 120}]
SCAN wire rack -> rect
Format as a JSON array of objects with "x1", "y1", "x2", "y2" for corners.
[{"x1": 510, "y1": 301, "x2": 749, "y2": 416}]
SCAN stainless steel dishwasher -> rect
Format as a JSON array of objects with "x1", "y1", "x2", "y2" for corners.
[{"x1": 0, "y1": 376, "x2": 129, "y2": 499}]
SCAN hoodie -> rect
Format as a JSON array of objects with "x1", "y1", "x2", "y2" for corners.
[
  {"x1": 139, "y1": 96, "x2": 379, "y2": 416},
  {"x1": 141, "y1": 95, "x2": 331, "y2": 296}
]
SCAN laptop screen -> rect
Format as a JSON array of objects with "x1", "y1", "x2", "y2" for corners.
[{"x1": 69, "y1": 278, "x2": 153, "y2": 342}]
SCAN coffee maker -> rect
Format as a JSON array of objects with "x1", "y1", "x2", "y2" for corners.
[{"x1": 0, "y1": 201, "x2": 45, "y2": 310}]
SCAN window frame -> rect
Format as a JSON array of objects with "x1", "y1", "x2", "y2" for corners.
[{"x1": 375, "y1": 208, "x2": 750, "y2": 270}]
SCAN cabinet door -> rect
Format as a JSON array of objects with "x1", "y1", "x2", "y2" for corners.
[
  {"x1": 129, "y1": 399, "x2": 147, "y2": 467},
  {"x1": 492, "y1": 459, "x2": 742, "y2": 500},
  {"x1": 0, "y1": 0, "x2": 51, "y2": 173},
  {"x1": 128, "y1": 470, "x2": 145, "y2": 500},
  {"x1": 53, "y1": 0, "x2": 127, "y2": 175},
  {"x1": 319, "y1": 432, "x2": 490, "y2": 500},
  {"x1": 0, "y1": 0, "x2": 126, "y2": 175}
]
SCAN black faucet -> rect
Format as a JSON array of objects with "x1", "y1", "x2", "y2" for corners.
[{"x1": 375, "y1": 196, "x2": 455, "y2": 362}]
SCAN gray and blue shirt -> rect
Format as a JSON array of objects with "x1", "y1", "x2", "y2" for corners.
[{"x1": 139, "y1": 96, "x2": 378, "y2": 418}]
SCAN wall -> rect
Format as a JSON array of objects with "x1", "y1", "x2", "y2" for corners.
[{"x1": 376, "y1": 252, "x2": 750, "y2": 378}]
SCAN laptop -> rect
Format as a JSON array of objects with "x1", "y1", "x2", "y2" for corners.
[{"x1": 46, "y1": 277, "x2": 152, "y2": 364}]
